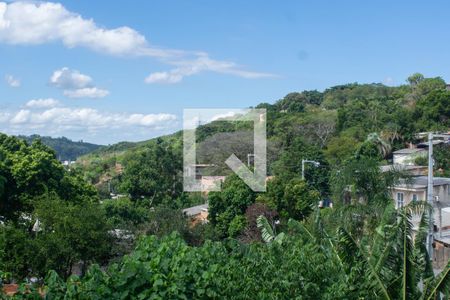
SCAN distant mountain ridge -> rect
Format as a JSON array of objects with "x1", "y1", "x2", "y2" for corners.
[{"x1": 17, "y1": 134, "x2": 103, "y2": 161}]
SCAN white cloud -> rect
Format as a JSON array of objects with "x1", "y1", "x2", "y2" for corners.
[
  {"x1": 383, "y1": 77, "x2": 395, "y2": 86},
  {"x1": 10, "y1": 109, "x2": 30, "y2": 124},
  {"x1": 50, "y1": 67, "x2": 109, "y2": 98},
  {"x1": 183, "y1": 109, "x2": 246, "y2": 130},
  {"x1": 0, "y1": 1, "x2": 275, "y2": 83},
  {"x1": 25, "y1": 98, "x2": 59, "y2": 108},
  {"x1": 50, "y1": 67, "x2": 92, "y2": 89},
  {"x1": 63, "y1": 87, "x2": 109, "y2": 98},
  {"x1": 145, "y1": 71, "x2": 183, "y2": 84},
  {"x1": 5, "y1": 74, "x2": 20, "y2": 87},
  {"x1": 0, "y1": 1, "x2": 158, "y2": 57},
  {"x1": 2, "y1": 101, "x2": 177, "y2": 134},
  {"x1": 145, "y1": 55, "x2": 275, "y2": 84},
  {"x1": 0, "y1": 112, "x2": 10, "y2": 123},
  {"x1": 125, "y1": 113, "x2": 176, "y2": 127},
  {"x1": 210, "y1": 111, "x2": 239, "y2": 121}
]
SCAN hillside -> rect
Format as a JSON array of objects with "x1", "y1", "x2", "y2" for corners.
[
  {"x1": 17, "y1": 134, "x2": 103, "y2": 161},
  {"x1": 76, "y1": 73, "x2": 450, "y2": 197}
]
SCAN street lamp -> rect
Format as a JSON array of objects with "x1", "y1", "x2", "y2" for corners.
[{"x1": 301, "y1": 159, "x2": 320, "y2": 180}]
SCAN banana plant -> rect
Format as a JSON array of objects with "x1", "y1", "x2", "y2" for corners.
[
  {"x1": 287, "y1": 202, "x2": 450, "y2": 299},
  {"x1": 256, "y1": 215, "x2": 285, "y2": 245}
]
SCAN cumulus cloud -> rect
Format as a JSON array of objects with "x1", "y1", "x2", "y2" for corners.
[
  {"x1": 25, "y1": 98, "x2": 59, "y2": 108},
  {"x1": 210, "y1": 111, "x2": 239, "y2": 121},
  {"x1": 50, "y1": 67, "x2": 109, "y2": 98},
  {"x1": 63, "y1": 87, "x2": 109, "y2": 98},
  {"x1": 0, "y1": 1, "x2": 163, "y2": 57},
  {"x1": 2, "y1": 101, "x2": 177, "y2": 134},
  {"x1": 5, "y1": 74, "x2": 20, "y2": 87},
  {"x1": 50, "y1": 67, "x2": 92, "y2": 89},
  {"x1": 10, "y1": 109, "x2": 30, "y2": 124},
  {"x1": 0, "y1": 1, "x2": 275, "y2": 83}
]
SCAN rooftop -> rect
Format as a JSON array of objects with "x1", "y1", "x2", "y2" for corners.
[
  {"x1": 380, "y1": 165, "x2": 427, "y2": 173},
  {"x1": 182, "y1": 203, "x2": 208, "y2": 217},
  {"x1": 396, "y1": 176, "x2": 450, "y2": 189},
  {"x1": 393, "y1": 148, "x2": 427, "y2": 154},
  {"x1": 417, "y1": 140, "x2": 447, "y2": 148}
]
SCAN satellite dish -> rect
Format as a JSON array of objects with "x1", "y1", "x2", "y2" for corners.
[{"x1": 442, "y1": 207, "x2": 450, "y2": 214}]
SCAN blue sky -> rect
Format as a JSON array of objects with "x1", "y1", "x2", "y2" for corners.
[{"x1": 1, "y1": 0, "x2": 450, "y2": 144}]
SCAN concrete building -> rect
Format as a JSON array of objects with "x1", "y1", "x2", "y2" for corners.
[
  {"x1": 391, "y1": 176, "x2": 450, "y2": 209},
  {"x1": 391, "y1": 176, "x2": 450, "y2": 269},
  {"x1": 380, "y1": 164, "x2": 428, "y2": 176},
  {"x1": 392, "y1": 148, "x2": 427, "y2": 165}
]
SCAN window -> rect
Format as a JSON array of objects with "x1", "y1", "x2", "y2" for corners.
[
  {"x1": 412, "y1": 194, "x2": 418, "y2": 202},
  {"x1": 397, "y1": 192, "x2": 404, "y2": 208}
]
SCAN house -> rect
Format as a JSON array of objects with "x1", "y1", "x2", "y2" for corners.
[
  {"x1": 415, "y1": 132, "x2": 450, "y2": 147},
  {"x1": 434, "y1": 237, "x2": 450, "y2": 270},
  {"x1": 392, "y1": 176, "x2": 450, "y2": 268},
  {"x1": 435, "y1": 207, "x2": 450, "y2": 269},
  {"x1": 391, "y1": 176, "x2": 450, "y2": 209},
  {"x1": 392, "y1": 148, "x2": 427, "y2": 165},
  {"x1": 182, "y1": 203, "x2": 209, "y2": 226}
]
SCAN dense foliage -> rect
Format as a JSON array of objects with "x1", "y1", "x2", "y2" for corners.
[
  {"x1": 6, "y1": 203, "x2": 450, "y2": 299},
  {"x1": 1, "y1": 73, "x2": 450, "y2": 299}
]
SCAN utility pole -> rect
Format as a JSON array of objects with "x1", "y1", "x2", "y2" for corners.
[
  {"x1": 301, "y1": 159, "x2": 320, "y2": 180},
  {"x1": 426, "y1": 132, "x2": 434, "y2": 260},
  {"x1": 438, "y1": 198, "x2": 442, "y2": 239}
]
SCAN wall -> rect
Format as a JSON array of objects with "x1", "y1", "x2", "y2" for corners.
[{"x1": 393, "y1": 151, "x2": 427, "y2": 165}]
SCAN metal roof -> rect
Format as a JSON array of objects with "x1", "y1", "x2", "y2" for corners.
[{"x1": 182, "y1": 203, "x2": 208, "y2": 216}]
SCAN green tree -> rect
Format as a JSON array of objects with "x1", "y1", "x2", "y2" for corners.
[
  {"x1": 407, "y1": 73, "x2": 425, "y2": 86},
  {"x1": 415, "y1": 89, "x2": 450, "y2": 130},
  {"x1": 434, "y1": 144, "x2": 450, "y2": 177},
  {"x1": 275, "y1": 92, "x2": 306, "y2": 113},
  {"x1": 120, "y1": 139, "x2": 182, "y2": 206},
  {"x1": 0, "y1": 134, "x2": 98, "y2": 222},
  {"x1": 140, "y1": 205, "x2": 190, "y2": 240},
  {"x1": 272, "y1": 137, "x2": 330, "y2": 196},
  {"x1": 32, "y1": 193, "x2": 112, "y2": 278},
  {"x1": 257, "y1": 177, "x2": 320, "y2": 221},
  {"x1": 208, "y1": 174, "x2": 256, "y2": 238},
  {"x1": 102, "y1": 197, "x2": 149, "y2": 228},
  {"x1": 324, "y1": 131, "x2": 361, "y2": 165},
  {"x1": 356, "y1": 133, "x2": 392, "y2": 161}
]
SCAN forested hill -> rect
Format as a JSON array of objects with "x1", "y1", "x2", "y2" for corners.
[
  {"x1": 76, "y1": 73, "x2": 450, "y2": 197},
  {"x1": 17, "y1": 134, "x2": 103, "y2": 161}
]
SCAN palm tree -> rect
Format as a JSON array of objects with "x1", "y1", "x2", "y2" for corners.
[
  {"x1": 366, "y1": 132, "x2": 392, "y2": 159},
  {"x1": 287, "y1": 202, "x2": 450, "y2": 299}
]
